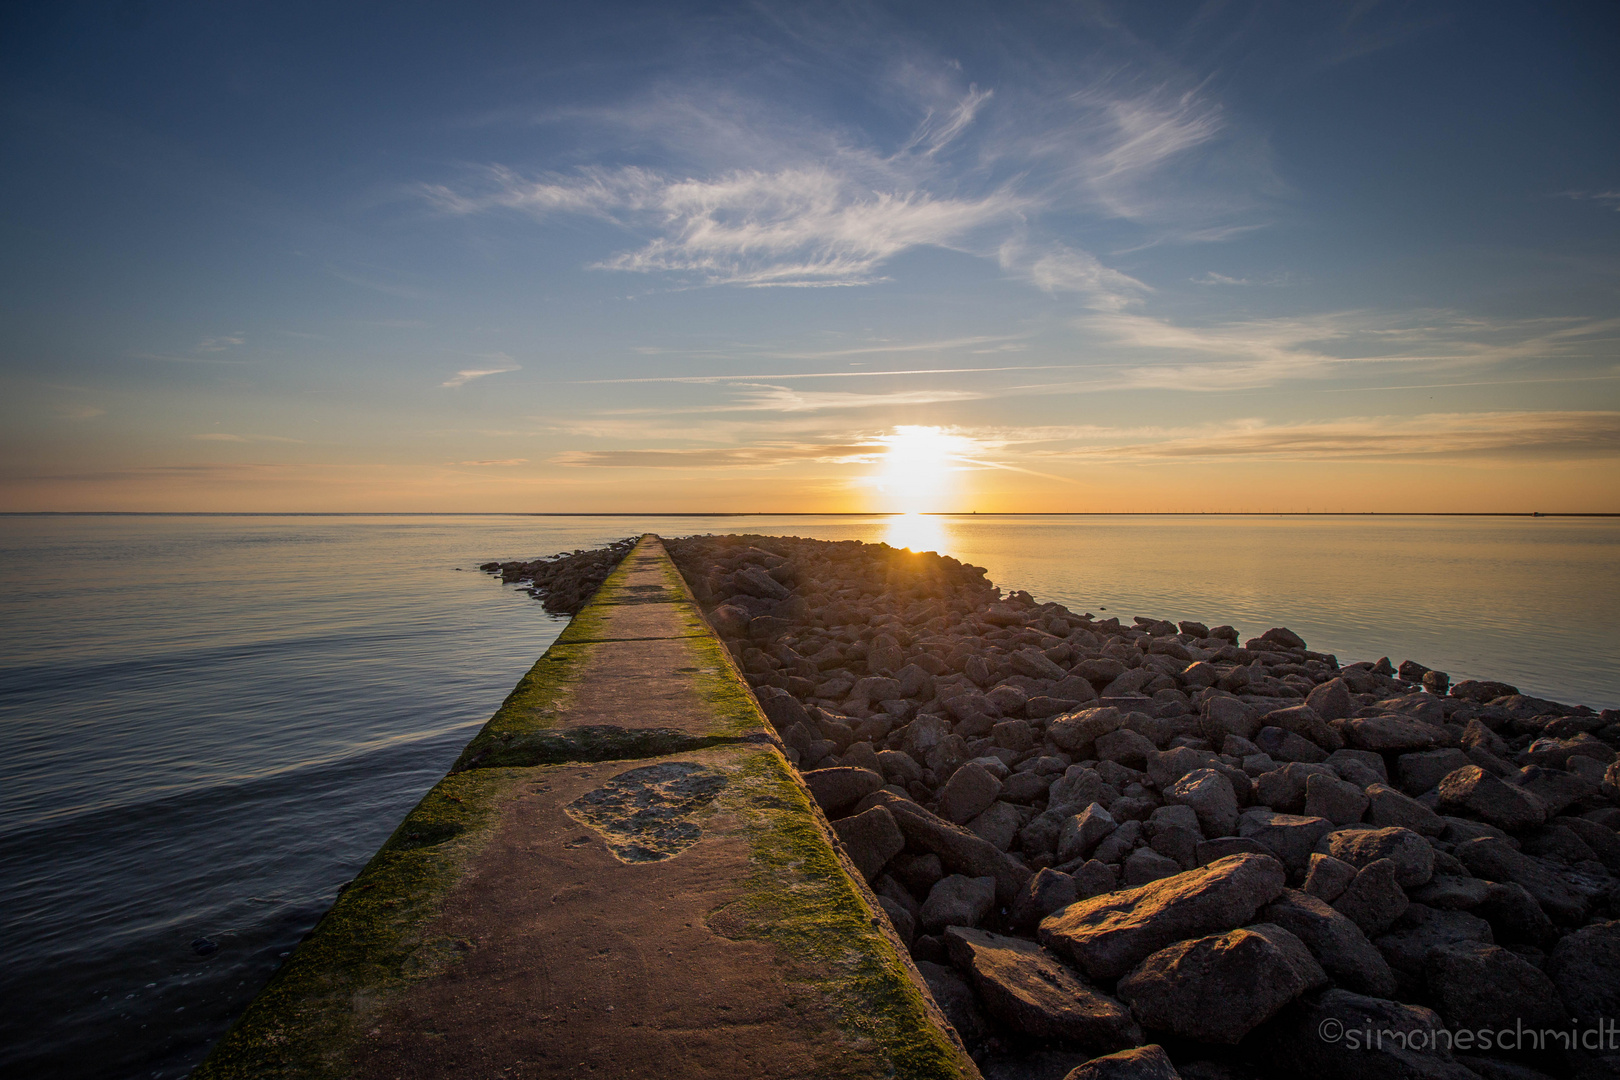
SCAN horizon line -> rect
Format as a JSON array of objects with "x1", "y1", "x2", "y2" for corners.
[{"x1": 3, "y1": 511, "x2": 1617, "y2": 518}]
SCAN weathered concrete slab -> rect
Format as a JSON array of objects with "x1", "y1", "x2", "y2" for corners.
[
  {"x1": 454, "y1": 537, "x2": 771, "y2": 769},
  {"x1": 195, "y1": 535, "x2": 977, "y2": 1080}
]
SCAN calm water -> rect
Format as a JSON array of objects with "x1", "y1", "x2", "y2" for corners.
[{"x1": 1, "y1": 513, "x2": 1615, "y2": 1079}]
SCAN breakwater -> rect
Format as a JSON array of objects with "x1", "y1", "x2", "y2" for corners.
[
  {"x1": 200, "y1": 531, "x2": 1620, "y2": 1080},
  {"x1": 193, "y1": 536, "x2": 976, "y2": 1080}
]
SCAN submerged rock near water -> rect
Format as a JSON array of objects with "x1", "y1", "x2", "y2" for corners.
[{"x1": 490, "y1": 532, "x2": 1620, "y2": 1078}]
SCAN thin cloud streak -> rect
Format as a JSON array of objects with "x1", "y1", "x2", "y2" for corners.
[
  {"x1": 577, "y1": 363, "x2": 1068, "y2": 385},
  {"x1": 442, "y1": 355, "x2": 521, "y2": 388}
]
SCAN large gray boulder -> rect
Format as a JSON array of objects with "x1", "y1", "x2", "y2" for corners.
[
  {"x1": 944, "y1": 927, "x2": 1142, "y2": 1051},
  {"x1": 1260, "y1": 889, "x2": 1397, "y2": 996},
  {"x1": 1115, "y1": 923, "x2": 1326, "y2": 1043},
  {"x1": 1038, "y1": 853, "x2": 1287, "y2": 981}
]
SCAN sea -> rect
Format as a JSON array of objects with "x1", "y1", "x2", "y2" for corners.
[{"x1": 1, "y1": 512, "x2": 1616, "y2": 1079}]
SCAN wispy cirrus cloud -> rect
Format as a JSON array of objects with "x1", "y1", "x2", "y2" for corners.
[
  {"x1": 192, "y1": 432, "x2": 303, "y2": 443},
  {"x1": 1038, "y1": 411, "x2": 1620, "y2": 464},
  {"x1": 1555, "y1": 190, "x2": 1620, "y2": 211},
  {"x1": 427, "y1": 164, "x2": 1026, "y2": 287},
  {"x1": 442, "y1": 353, "x2": 520, "y2": 388},
  {"x1": 553, "y1": 441, "x2": 880, "y2": 468}
]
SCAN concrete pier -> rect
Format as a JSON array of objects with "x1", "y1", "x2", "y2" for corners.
[{"x1": 195, "y1": 536, "x2": 978, "y2": 1079}]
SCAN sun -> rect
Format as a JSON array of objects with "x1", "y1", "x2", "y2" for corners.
[{"x1": 873, "y1": 426, "x2": 966, "y2": 514}]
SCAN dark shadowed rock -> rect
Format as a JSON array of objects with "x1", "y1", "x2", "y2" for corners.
[
  {"x1": 1062, "y1": 1044, "x2": 1180, "y2": 1080},
  {"x1": 938, "y1": 761, "x2": 1002, "y2": 825},
  {"x1": 802, "y1": 766, "x2": 885, "y2": 814},
  {"x1": 1364, "y1": 783, "x2": 1445, "y2": 836},
  {"x1": 876, "y1": 895, "x2": 915, "y2": 944},
  {"x1": 1304, "y1": 773, "x2": 1369, "y2": 826},
  {"x1": 915, "y1": 960, "x2": 991, "y2": 1043},
  {"x1": 1238, "y1": 809, "x2": 1334, "y2": 876},
  {"x1": 1409, "y1": 875, "x2": 1492, "y2": 911},
  {"x1": 1436, "y1": 766, "x2": 1548, "y2": 831},
  {"x1": 1165, "y1": 769, "x2": 1240, "y2": 838},
  {"x1": 1059, "y1": 802, "x2": 1119, "y2": 863},
  {"x1": 830, "y1": 804, "x2": 905, "y2": 881},
  {"x1": 1319, "y1": 827, "x2": 1434, "y2": 887},
  {"x1": 1306, "y1": 678, "x2": 1355, "y2": 721},
  {"x1": 1011, "y1": 867, "x2": 1079, "y2": 929},
  {"x1": 1256, "y1": 726, "x2": 1329, "y2": 764},
  {"x1": 1548, "y1": 920, "x2": 1620, "y2": 1027},
  {"x1": 1266, "y1": 989, "x2": 1482, "y2": 1080},
  {"x1": 1454, "y1": 836, "x2": 1591, "y2": 924},
  {"x1": 1038, "y1": 853, "x2": 1287, "y2": 981},
  {"x1": 1050, "y1": 706, "x2": 1126, "y2": 755},
  {"x1": 945, "y1": 927, "x2": 1142, "y2": 1051},
  {"x1": 1338, "y1": 716, "x2": 1451, "y2": 753},
  {"x1": 871, "y1": 792, "x2": 1032, "y2": 904},
  {"x1": 1116, "y1": 923, "x2": 1326, "y2": 1043},
  {"x1": 1195, "y1": 837, "x2": 1273, "y2": 866},
  {"x1": 1124, "y1": 847, "x2": 1183, "y2": 887},
  {"x1": 1396, "y1": 749, "x2": 1472, "y2": 796},
  {"x1": 919, "y1": 874, "x2": 996, "y2": 932},
  {"x1": 967, "y1": 800, "x2": 1023, "y2": 852},
  {"x1": 1476, "y1": 881, "x2": 1556, "y2": 947},
  {"x1": 1303, "y1": 852, "x2": 1358, "y2": 904},
  {"x1": 1332, "y1": 858, "x2": 1408, "y2": 936},
  {"x1": 1261, "y1": 704, "x2": 1344, "y2": 752},
  {"x1": 1425, "y1": 941, "x2": 1567, "y2": 1031},
  {"x1": 1372, "y1": 905, "x2": 1493, "y2": 981},
  {"x1": 1073, "y1": 859, "x2": 1120, "y2": 900},
  {"x1": 1261, "y1": 889, "x2": 1397, "y2": 996}
]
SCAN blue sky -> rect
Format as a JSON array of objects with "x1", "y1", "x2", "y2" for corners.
[{"x1": 2, "y1": 0, "x2": 1616, "y2": 511}]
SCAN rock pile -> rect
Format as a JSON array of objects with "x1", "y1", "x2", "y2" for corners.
[
  {"x1": 656, "y1": 534, "x2": 1620, "y2": 1078},
  {"x1": 479, "y1": 537, "x2": 636, "y2": 615}
]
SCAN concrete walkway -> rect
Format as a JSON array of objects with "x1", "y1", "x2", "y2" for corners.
[{"x1": 195, "y1": 536, "x2": 978, "y2": 1080}]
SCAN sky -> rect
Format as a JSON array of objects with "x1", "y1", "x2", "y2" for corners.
[{"x1": 1, "y1": 0, "x2": 1617, "y2": 513}]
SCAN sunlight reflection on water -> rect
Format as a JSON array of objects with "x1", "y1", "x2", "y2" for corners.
[{"x1": 882, "y1": 512, "x2": 951, "y2": 556}]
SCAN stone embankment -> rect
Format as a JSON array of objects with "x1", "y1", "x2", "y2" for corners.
[
  {"x1": 481, "y1": 536, "x2": 636, "y2": 615},
  {"x1": 660, "y1": 532, "x2": 1620, "y2": 1080}
]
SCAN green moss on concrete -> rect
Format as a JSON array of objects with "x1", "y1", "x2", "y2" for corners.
[
  {"x1": 192, "y1": 767, "x2": 527, "y2": 1080},
  {"x1": 711, "y1": 750, "x2": 976, "y2": 1079},
  {"x1": 450, "y1": 643, "x2": 593, "y2": 769}
]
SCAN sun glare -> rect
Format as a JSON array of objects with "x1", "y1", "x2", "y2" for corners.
[{"x1": 874, "y1": 425, "x2": 963, "y2": 514}]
